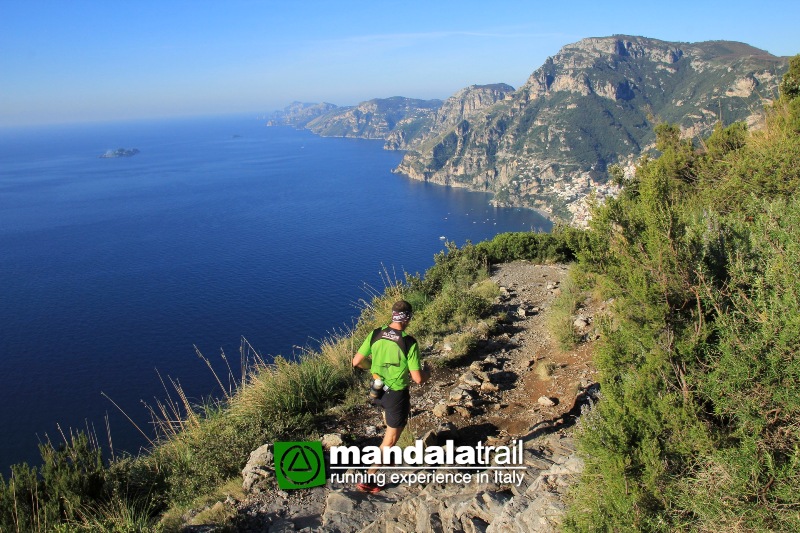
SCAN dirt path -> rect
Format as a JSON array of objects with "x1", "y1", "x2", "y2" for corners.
[
  {"x1": 221, "y1": 262, "x2": 600, "y2": 532},
  {"x1": 410, "y1": 262, "x2": 599, "y2": 442}
]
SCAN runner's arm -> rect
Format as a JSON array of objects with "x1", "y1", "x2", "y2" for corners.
[
  {"x1": 410, "y1": 364, "x2": 430, "y2": 384},
  {"x1": 352, "y1": 352, "x2": 371, "y2": 370}
]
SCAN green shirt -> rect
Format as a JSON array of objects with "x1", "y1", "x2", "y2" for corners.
[{"x1": 358, "y1": 326, "x2": 421, "y2": 391}]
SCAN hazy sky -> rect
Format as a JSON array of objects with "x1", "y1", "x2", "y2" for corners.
[{"x1": 1, "y1": 0, "x2": 798, "y2": 126}]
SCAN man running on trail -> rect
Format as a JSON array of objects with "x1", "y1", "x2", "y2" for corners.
[{"x1": 351, "y1": 300, "x2": 430, "y2": 493}]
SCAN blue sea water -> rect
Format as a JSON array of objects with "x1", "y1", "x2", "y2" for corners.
[{"x1": 0, "y1": 115, "x2": 550, "y2": 472}]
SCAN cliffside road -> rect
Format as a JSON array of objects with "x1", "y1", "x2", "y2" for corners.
[{"x1": 227, "y1": 262, "x2": 601, "y2": 532}]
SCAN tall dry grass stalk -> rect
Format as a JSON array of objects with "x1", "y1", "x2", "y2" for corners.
[
  {"x1": 70, "y1": 494, "x2": 158, "y2": 532},
  {"x1": 546, "y1": 267, "x2": 584, "y2": 351},
  {"x1": 352, "y1": 263, "x2": 408, "y2": 334},
  {"x1": 231, "y1": 331, "x2": 357, "y2": 420},
  {"x1": 102, "y1": 337, "x2": 266, "y2": 447}
]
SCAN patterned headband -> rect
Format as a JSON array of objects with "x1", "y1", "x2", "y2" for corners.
[{"x1": 392, "y1": 311, "x2": 412, "y2": 324}]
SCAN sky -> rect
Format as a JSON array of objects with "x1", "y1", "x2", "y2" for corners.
[{"x1": 1, "y1": 0, "x2": 798, "y2": 127}]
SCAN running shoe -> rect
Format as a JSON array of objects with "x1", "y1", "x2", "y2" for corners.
[{"x1": 356, "y1": 482, "x2": 383, "y2": 494}]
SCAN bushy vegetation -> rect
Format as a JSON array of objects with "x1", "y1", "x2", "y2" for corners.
[
  {"x1": 406, "y1": 231, "x2": 582, "y2": 345},
  {"x1": 0, "y1": 433, "x2": 106, "y2": 532},
  {"x1": 475, "y1": 225, "x2": 584, "y2": 264},
  {"x1": 565, "y1": 59, "x2": 800, "y2": 532},
  {"x1": 545, "y1": 271, "x2": 586, "y2": 351}
]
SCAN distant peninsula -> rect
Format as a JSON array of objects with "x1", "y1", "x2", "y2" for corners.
[{"x1": 99, "y1": 148, "x2": 140, "y2": 158}]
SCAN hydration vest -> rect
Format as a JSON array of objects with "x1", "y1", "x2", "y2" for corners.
[
  {"x1": 369, "y1": 326, "x2": 417, "y2": 357},
  {"x1": 368, "y1": 326, "x2": 418, "y2": 390}
]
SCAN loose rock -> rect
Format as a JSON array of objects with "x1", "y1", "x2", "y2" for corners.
[
  {"x1": 573, "y1": 317, "x2": 589, "y2": 328},
  {"x1": 480, "y1": 381, "x2": 500, "y2": 393},
  {"x1": 459, "y1": 370, "x2": 483, "y2": 388},
  {"x1": 454, "y1": 406, "x2": 473, "y2": 418},
  {"x1": 433, "y1": 403, "x2": 452, "y2": 418},
  {"x1": 448, "y1": 386, "x2": 476, "y2": 403},
  {"x1": 242, "y1": 444, "x2": 274, "y2": 493},
  {"x1": 321, "y1": 433, "x2": 343, "y2": 450},
  {"x1": 538, "y1": 396, "x2": 557, "y2": 407}
]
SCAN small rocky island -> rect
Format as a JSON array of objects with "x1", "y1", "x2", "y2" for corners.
[{"x1": 99, "y1": 148, "x2": 140, "y2": 158}]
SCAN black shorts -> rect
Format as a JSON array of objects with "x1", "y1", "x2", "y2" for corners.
[{"x1": 378, "y1": 388, "x2": 410, "y2": 429}]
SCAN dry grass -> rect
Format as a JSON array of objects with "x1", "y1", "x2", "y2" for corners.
[
  {"x1": 535, "y1": 359, "x2": 558, "y2": 381},
  {"x1": 69, "y1": 495, "x2": 161, "y2": 532},
  {"x1": 546, "y1": 267, "x2": 584, "y2": 351}
]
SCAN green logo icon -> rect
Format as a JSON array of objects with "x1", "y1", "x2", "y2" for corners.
[{"x1": 274, "y1": 441, "x2": 326, "y2": 489}]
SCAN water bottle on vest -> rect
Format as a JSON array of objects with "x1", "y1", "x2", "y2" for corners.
[{"x1": 369, "y1": 374, "x2": 386, "y2": 401}]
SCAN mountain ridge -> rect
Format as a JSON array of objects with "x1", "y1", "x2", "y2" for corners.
[{"x1": 268, "y1": 35, "x2": 789, "y2": 223}]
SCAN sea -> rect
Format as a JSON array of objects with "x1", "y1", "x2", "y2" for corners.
[{"x1": 0, "y1": 114, "x2": 550, "y2": 473}]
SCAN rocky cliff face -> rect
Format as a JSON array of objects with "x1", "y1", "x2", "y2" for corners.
[
  {"x1": 396, "y1": 36, "x2": 787, "y2": 222},
  {"x1": 384, "y1": 84, "x2": 515, "y2": 150}
]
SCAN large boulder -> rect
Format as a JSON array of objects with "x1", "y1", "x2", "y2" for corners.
[{"x1": 242, "y1": 443, "x2": 274, "y2": 493}]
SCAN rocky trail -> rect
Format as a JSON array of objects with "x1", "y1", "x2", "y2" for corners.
[{"x1": 197, "y1": 262, "x2": 601, "y2": 532}]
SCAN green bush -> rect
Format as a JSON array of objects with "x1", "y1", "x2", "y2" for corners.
[
  {"x1": 0, "y1": 433, "x2": 108, "y2": 532},
  {"x1": 476, "y1": 225, "x2": 584, "y2": 264},
  {"x1": 565, "y1": 61, "x2": 800, "y2": 531},
  {"x1": 546, "y1": 271, "x2": 584, "y2": 351},
  {"x1": 416, "y1": 241, "x2": 490, "y2": 297},
  {"x1": 412, "y1": 284, "x2": 492, "y2": 341},
  {"x1": 676, "y1": 199, "x2": 800, "y2": 530}
]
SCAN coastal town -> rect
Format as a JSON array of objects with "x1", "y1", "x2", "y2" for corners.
[{"x1": 564, "y1": 176, "x2": 623, "y2": 227}]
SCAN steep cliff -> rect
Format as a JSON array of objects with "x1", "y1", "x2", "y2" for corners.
[
  {"x1": 395, "y1": 36, "x2": 787, "y2": 221},
  {"x1": 384, "y1": 83, "x2": 515, "y2": 150},
  {"x1": 268, "y1": 36, "x2": 788, "y2": 223}
]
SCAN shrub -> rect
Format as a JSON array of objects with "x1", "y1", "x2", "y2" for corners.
[
  {"x1": 0, "y1": 433, "x2": 109, "y2": 533},
  {"x1": 565, "y1": 70, "x2": 800, "y2": 531},
  {"x1": 546, "y1": 269, "x2": 584, "y2": 351},
  {"x1": 476, "y1": 226, "x2": 581, "y2": 264},
  {"x1": 416, "y1": 241, "x2": 490, "y2": 297}
]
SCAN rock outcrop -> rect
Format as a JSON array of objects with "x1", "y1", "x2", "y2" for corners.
[
  {"x1": 266, "y1": 102, "x2": 339, "y2": 128},
  {"x1": 384, "y1": 84, "x2": 515, "y2": 150},
  {"x1": 99, "y1": 148, "x2": 140, "y2": 158}
]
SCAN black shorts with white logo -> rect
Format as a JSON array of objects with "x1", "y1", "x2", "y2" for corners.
[{"x1": 378, "y1": 388, "x2": 410, "y2": 429}]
